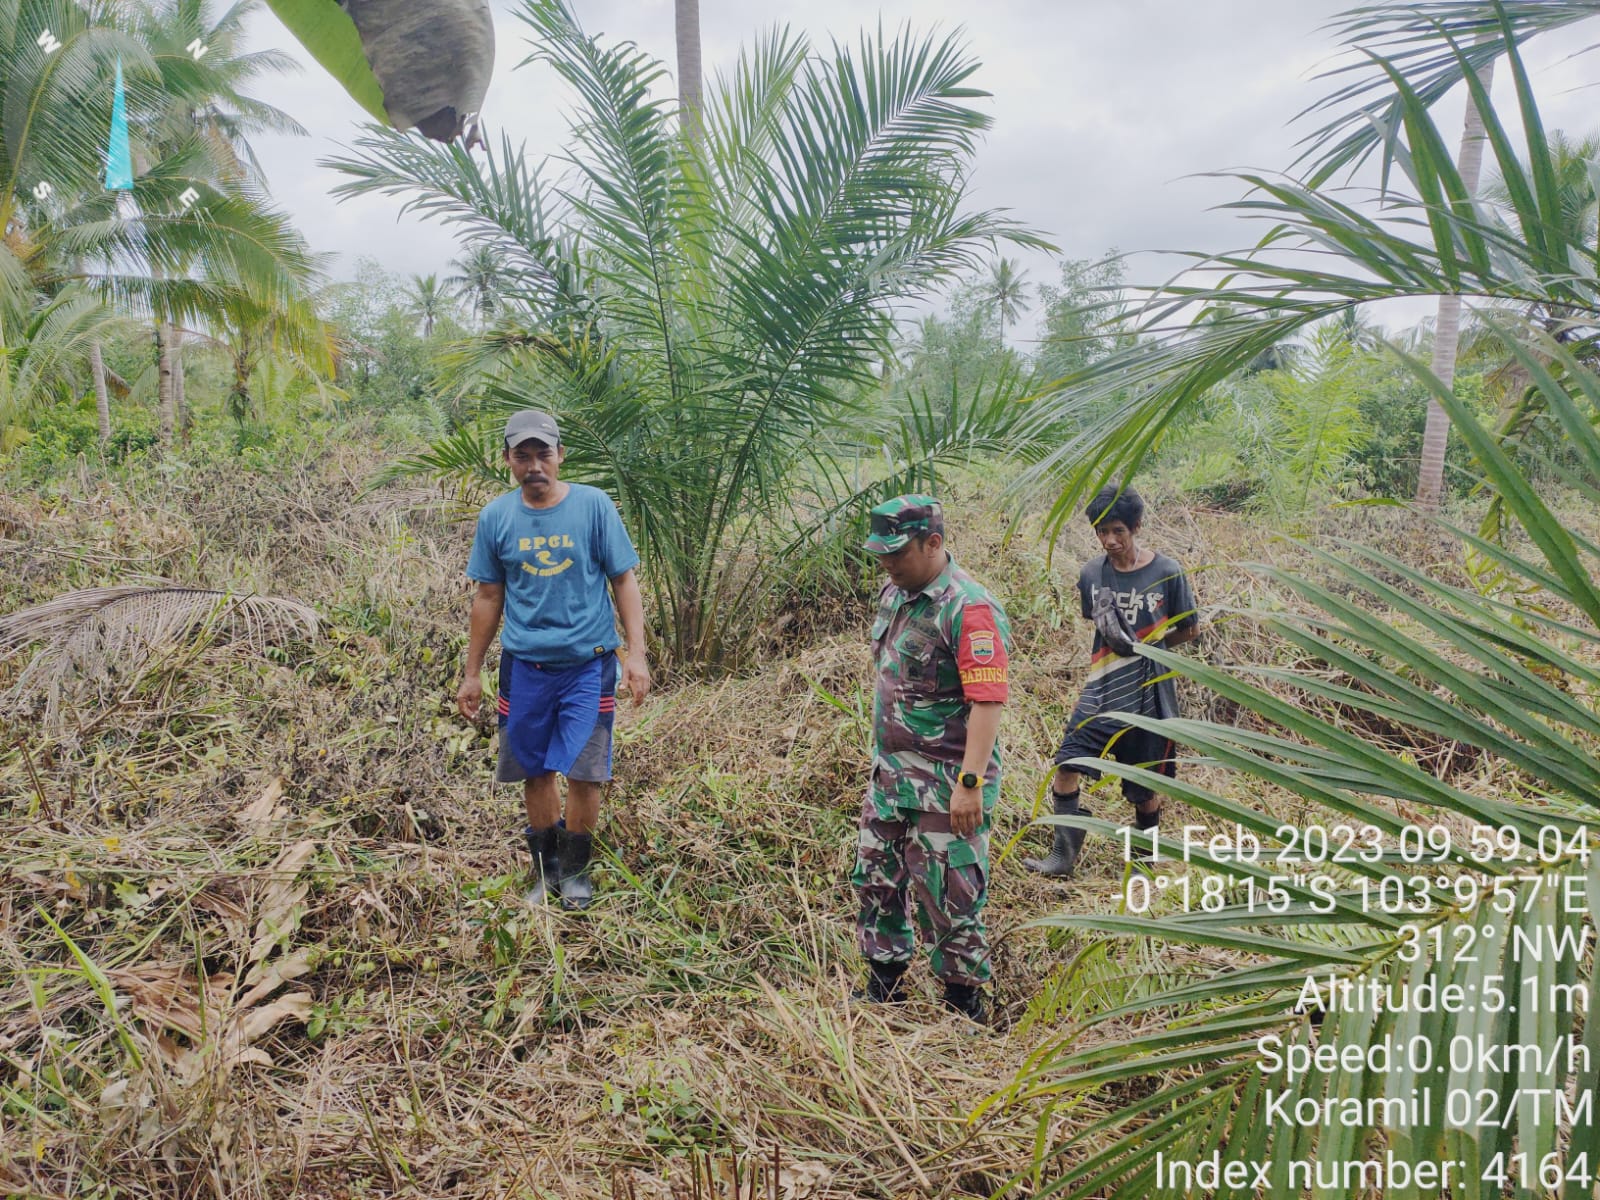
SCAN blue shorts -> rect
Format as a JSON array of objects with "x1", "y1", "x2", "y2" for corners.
[{"x1": 495, "y1": 654, "x2": 618, "y2": 783}]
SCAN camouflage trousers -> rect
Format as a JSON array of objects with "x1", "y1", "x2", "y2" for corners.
[{"x1": 852, "y1": 799, "x2": 991, "y2": 985}]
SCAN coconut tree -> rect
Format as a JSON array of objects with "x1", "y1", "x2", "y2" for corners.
[
  {"x1": 984, "y1": 256, "x2": 1029, "y2": 344},
  {"x1": 992, "y1": 3, "x2": 1600, "y2": 1191},
  {"x1": 0, "y1": 275, "x2": 127, "y2": 429},
  {"x1": 443, "y1": 245, "x2": 504, "y2": 329},
  {"x1": 1416, "y1": 50, "x2": 1495, "y2": 508},
  {"x1": 129, "y1": 0, "x2": 306, "y2": 441},
  {"x1": 401, "y1": 272, "x2": 450, "y2": 337},
  {"x1": 138, "y1": 0, "x2": 306, "y2": 186},
  {"x1": 325, "y1": 0, "x2": 1047, "y2": 667},
  {"x1": 0, "y1": 2, "x2": 142, "y2": 287},
  {"x1": 2, "y1": 2, "x2": 321, "y2": 445},
  {"x1": 55, "y1": 145, "x2": 325, "y2": 446},
  {"x1": 186, "y1": 285, "x2": 336, "y2": 424},
  {"x1": 2, "y1": 3, "x2": 162, "y2": 434}
]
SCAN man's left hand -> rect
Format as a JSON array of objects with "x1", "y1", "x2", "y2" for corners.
[
  {"x1": 623, "y1": 652, "x2": 652, "y2": 706},
  {"x1": 950, "y1": 780, "x2": 983, "y2": 838}
]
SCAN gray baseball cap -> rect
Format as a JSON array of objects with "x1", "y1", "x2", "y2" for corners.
[{"x1": 504, "y1": 410, "x2": 560, "y2": 450}]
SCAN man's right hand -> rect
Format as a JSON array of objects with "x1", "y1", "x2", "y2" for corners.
[
  {"x1": 949, "y1": 780, "x2": 983, "y2": 838},
  {"x1": 457, "y1": 674, "x2": 483, "y2": 721}
]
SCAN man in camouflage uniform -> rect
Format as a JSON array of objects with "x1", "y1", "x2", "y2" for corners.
[{"x1": 853, "y1": 495, "x2": 1011, "y2": 1024}]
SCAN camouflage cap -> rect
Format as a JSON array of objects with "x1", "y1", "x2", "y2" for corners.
[{"x1": 864, "y1": 494, "x2": 943, "y2": 554}]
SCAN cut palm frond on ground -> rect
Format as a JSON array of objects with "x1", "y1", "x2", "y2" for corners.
[{"x1": 2, "y1": 586, "x2": 319, "y2": 723}]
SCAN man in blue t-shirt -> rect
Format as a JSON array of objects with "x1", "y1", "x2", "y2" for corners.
[{"x1": 459, "y1": 409, "x2": 650, "y2": 909}]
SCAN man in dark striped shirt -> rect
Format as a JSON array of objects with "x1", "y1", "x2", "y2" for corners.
[{"x1": 1025, "y1": 484, "x2": 1199, "y2": 878}]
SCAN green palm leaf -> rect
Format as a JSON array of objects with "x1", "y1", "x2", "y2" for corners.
[
  {"x1": 261, "y1": 0, "x2": 385, "y2": 122},
  {"x1": 1, "y1": 4, "x2": 150, "y2": 228},
  {"x1": 0, "y1": 1, "x2": 329, "y2": 446},
  {"x1": 1301, "y1": 1, "x2": 1600, "y2": 184},
  {"x1": 0, "y1": 283, "x2": 124, "y2": 423}
]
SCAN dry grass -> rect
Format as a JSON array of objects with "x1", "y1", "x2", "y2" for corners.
[{"x1": 0, "y1": 443, "x2": 1538, "y2": 1199}]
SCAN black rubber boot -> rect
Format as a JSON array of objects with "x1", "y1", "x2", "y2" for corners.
[
  {"x1": 1132, "y1": 803, "x2": 1161, "y2": 860},
  {"x1": 942, "y1": 981, "x2": 988, "y2": 1025},
  {"x1": 523, "y1": 825, "x2": 559, "y2": 906},
  {"x1": 851, "y1": 959, "x2": 909, "y2": 1005},
  {"x1": 1024, "y1": 790, "x2": 1087, "y2": 877},
  {"x1": 556, "y1": 827, "x2": 595, "y2": 911}
]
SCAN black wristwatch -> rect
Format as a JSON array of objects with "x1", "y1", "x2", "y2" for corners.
[{"x1": 958, "y1": 770, "x2": 981, "y2": 789}]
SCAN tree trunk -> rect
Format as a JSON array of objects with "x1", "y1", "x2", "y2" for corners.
[
  {"x1": 675, "y1": 0, "x2": 703, "y2": 135},
  {"x1": 1416, "y1": 56, "x2": 1496, "y2": 508},
  {"x1": 174, "y1": 328, "x2": 189, "y2": 440},
  {"x1": 157, "y1": 322, "x2": 175, "y2": 447},
  {"x1": 233, "y1": 350, "x2": 251, "y2": 423},
  {"x1": 89, "y1": 340, "x2": 112, "y2": 445}
]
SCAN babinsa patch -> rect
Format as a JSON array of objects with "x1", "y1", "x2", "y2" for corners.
[{"x1": 969, "y1": 630, "x2": 996, "y2": 662}]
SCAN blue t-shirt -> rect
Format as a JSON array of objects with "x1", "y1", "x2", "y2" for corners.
[{"x1": 466, "y1": 483, "x2": 641, "y2": 665}]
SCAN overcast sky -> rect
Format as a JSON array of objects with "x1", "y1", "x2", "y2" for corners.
[{"x1": 239, "y1": 1, "x2": 1600, "y2": 346}]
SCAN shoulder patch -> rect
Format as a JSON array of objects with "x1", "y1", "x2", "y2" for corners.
[
  {"x1": 956, "y1": 602, "x2": 1008, "y2": 701},
  {"x1": 968, "y1": 629, "x2": 996, "y2": 662}
]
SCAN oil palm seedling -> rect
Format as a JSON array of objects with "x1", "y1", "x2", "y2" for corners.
[{"x1": 325, "y1": 0, "x2": 1049, "y2": 668}]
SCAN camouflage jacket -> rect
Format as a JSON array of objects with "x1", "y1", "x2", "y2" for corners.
[{"x1": 870, "y1": 555, "x2": 1012, "y2": 816}]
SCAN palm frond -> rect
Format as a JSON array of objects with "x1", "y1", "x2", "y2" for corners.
[
  {"x1": 1301, "y1": 1, "x2": 1600, "y2": 184},
  {"x1": 2, "y1": 586, "x2": 320, "y2": 725},
  {"x1": 518, "y1": 0, "x2": 680, "y2": 338},
  {"x1": 0, "y1": 283, "x2": 125, "y2": 423},
  {"x1": 371, "y1": 422, "x2": 509, "y2": 503},
  {"x1": 1003, "y1": 457, "x2": 1597, "y2": 1193},
  {"x1": 324, "y1": 127, "x2": 580, "y2": 323},
  {"x1": 2, "y1": 8, "x2": 152, "y2": 217},
  {"x1": 1, "y1": 586, "x2": 320, "y2": 657}
]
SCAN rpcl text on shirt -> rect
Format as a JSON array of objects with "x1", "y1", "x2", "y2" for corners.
[{"x1": 518, "y1": 534, "x2": 576, "y2": 551}]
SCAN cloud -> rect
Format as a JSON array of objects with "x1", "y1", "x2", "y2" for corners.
[{"x1": 239, "y1": 0, "x2": 1600, "y2": 337}]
